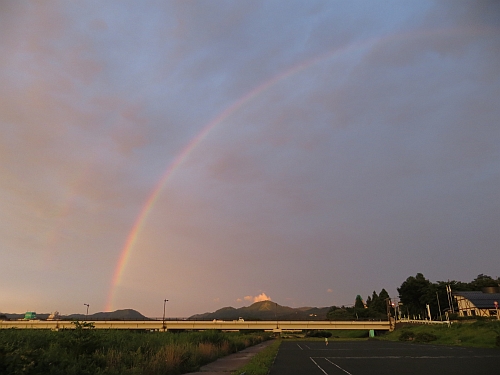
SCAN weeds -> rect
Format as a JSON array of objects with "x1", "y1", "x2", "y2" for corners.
[{"x1": 0, "y1": 327, "x2": 271, "y2": 374}]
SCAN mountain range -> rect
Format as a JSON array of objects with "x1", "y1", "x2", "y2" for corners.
[
  {"x1": 0, "y1": 309, "x2": 150, "y2": 321},
  {"x1": 187, "y1": 301, "x2": 330, "y2": 321},
  {"x1": 1, "y1": 302, "x2": 331, "y2": 321}
]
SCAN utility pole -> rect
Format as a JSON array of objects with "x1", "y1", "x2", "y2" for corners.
[
  {"x1": 446, "y1": 284, "x2": 455, "y2": 314},
  {"x1": 436, "y1": 291, "x2": 443, "y2": 321},
  {"x1": 162, "y1": 299, "x2": 168, "y2": 332}
]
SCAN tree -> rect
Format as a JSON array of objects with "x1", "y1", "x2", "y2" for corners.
[
  {"x1": 370, "y1": 289, "x2": 388, "y2": 314},
  {"x1": 469, "y1": 274, "x2": 499, "y2": 290},
  {"x1": 379, "y1": 289, "x2": 390, "y2": 300},
  {"x1": 354, "y1": 295, "x2": 364, "y2": 309},
  {"x1": 365, "y1": 296, "x2": 372, "y2": 307},
  {"x1": 327, "y1": 306, "x2": 353, "y2": 321},
  {"x1": 397, "y1": 273, "x2": 434, "y2": 317}
]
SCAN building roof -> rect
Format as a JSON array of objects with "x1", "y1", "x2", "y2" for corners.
[{"x1": 454, "y1": 291, "x2": 500, "y2": 309}]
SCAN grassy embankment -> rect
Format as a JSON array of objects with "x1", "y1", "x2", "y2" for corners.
[
  {"x1": 281, "y1": 320, "x2": 500, "y2": 348},
  {"x1": 313, "y1": 320, "x2": 500, "y2": 348},
  {"x1": 381, "y1": 319, "x2": 500, "y2": 348},
  {"x1": 231, "y1": 339, "x2": 281, "y2": 375},
  {"x1": 0, "y1": 323, "x2": 271, "y2": 375}
]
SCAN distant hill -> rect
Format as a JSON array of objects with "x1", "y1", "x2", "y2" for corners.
[
  {"x1": 0, "y1": 309, "x2": 150, "y2": 321},
  {"x1": 188, "y1": 301, "x2": 330, "y2": 321},
  {"x1": 67, "y1": 309, "x2": 150, "y2": 321},
  {"x1": 0, "y1": 313, "x2": 50, "y2": 320}
]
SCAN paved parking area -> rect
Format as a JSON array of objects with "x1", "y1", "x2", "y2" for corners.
[{"x1": 269, "y1": 340, "x2": 500, "y2": 375}]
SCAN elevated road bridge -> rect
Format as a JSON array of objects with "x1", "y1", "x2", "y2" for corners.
[{"x1": 0, "y1": 320, "x2": 391, "y2": 331}]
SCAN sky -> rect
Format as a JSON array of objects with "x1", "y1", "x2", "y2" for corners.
[{"x1": 1, "y1": 1, "x2": 499, "y2": 318}]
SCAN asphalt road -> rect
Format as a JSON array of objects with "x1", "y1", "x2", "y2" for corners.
[{"x1": 268, "y1": 340, "x2": 500, "y2": 375}]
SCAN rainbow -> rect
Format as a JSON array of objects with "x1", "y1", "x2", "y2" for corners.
[
  {"x1": 104, "y1": 61, "x2": 318, "y2": 310},
  {"x1": 104, "y1": 37, "x2": 387, "y2": 311},
  {"x1": 105, "y1": 26, "x2": 475, "y2": 311}
]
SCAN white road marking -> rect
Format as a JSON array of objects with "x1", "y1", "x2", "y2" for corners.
[
  {"x1": 325, "y1": 358, "x2": 354, "y2": 375},
  {"x1": 312, "y1": 355, "x2": 499, "y2": 359},
  {"x1": 309, "y1": 357, "x2": 329, "y2": 375},
  {"x1": 297, "y1": 343, "x2": 303, "y2": 350}
]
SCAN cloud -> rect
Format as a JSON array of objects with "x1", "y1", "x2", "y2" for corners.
[
  {"x1": 327, "y1": 289, "x2": 333, "y2": 293},
  {"x1": 254, "y1": 293, "x2": 271, "y2": 302},
  {"x1": 243, "y1": 293, "x2": 271, "y2": 303}
]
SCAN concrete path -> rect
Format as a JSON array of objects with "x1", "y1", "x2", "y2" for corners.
[{"x1": 186, "y1": 339, "x2": 276, "y2": 374}]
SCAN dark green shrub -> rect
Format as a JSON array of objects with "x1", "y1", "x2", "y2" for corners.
[
  {"x1": 398, "y1": 330, "x2": 415, "y2": 341},
  {"x1": 414, "y1": 332, "x2": 437, "y2": 343},
  {"x1": 62, "y1": 321, "x2": 102, "y2": 356},
  {"x1": 305, "y1": 330, "x2": 332, "y2": 338}
]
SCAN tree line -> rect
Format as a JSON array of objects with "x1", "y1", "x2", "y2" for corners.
[
  {"x1": 397, "y1": 273, "x2": 499, "y2": 319},
  {"x1": 327, "y1": 273, "x2": 500, "y2": 321}
]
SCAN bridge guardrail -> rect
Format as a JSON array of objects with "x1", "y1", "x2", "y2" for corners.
[{"x1": 0, "y1": 320, "x2": 392, "y2": 331}]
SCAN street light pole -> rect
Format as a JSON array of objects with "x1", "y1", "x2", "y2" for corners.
[
  {"x1": 385, "y1": 298, "x2": 393, "y2": 330},
  {"x1": 392, "y1": 301, "x2": 397, "y2": 325},
  {"x1": 84, "y1": 304, "x2": 89, "y2": 319},
  {"x1": 163, "y1": 299, "x2": 168, "y2": 332},
  {"x1": 275, "y1": 302, "x2": 278, "y2": 329}
]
